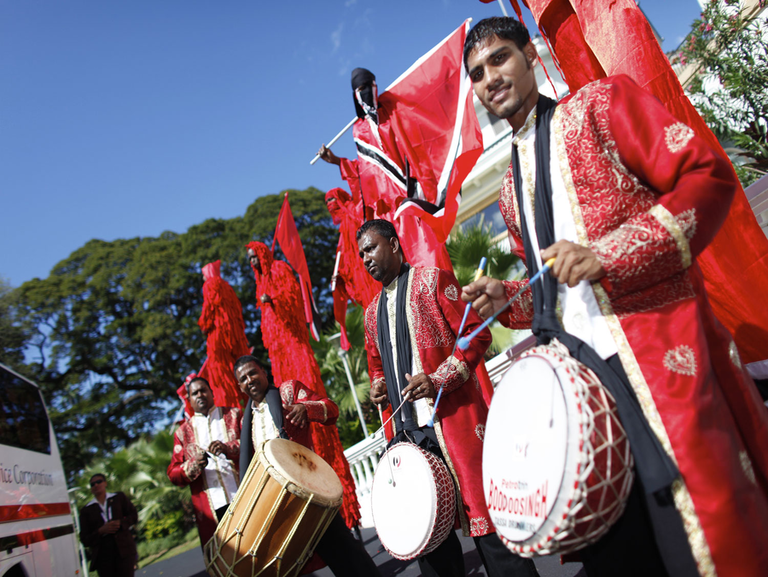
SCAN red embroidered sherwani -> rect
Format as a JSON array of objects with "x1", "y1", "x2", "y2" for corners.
[
  {"x1": 247, "y1": 241, "x2": 361, "y2": 528},
  {"x1": 496, "y1": 75, "x2": 768, "y2": 577},
  {"x1": 364, "y1": 266, "x2": 494, "y2": 537},
  {"x1": 167, "y1": 407, "x2": 241, "y2": 549}
]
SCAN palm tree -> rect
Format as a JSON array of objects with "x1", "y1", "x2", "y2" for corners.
[
  {"x1": 312, "y1": 306, "x2": 378, "y2": 447},
  {"x1": 447, "y1": 221, "x2": 529, "y2": 354}
]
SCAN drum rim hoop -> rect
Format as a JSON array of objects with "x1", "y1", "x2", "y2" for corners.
[{"x1": 258, "y1": 440, "x2": 344, "y2": 509}]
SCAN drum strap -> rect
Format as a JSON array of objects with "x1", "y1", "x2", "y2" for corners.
[
  {"x1": 511, "y1": 94, "x2": 679, "y2": 497},
  {"x1": 377, "y1": 263, "x2": 418, "y2": 435}
]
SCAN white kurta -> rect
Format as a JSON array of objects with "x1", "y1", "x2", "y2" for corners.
[{"x1": 190, "y1": 407, "x2": 239, "y2": 510}]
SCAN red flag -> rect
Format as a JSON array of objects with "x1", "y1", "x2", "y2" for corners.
[
  {"x1": 273, "y1": 193, "x2": 322, "y2": 341},
  {"x1": 387, "y1": 19, "x2": 484, "y2": 242}
]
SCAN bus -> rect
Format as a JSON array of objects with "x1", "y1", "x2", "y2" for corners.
[{"x1": 0, "y1": 362, "x2": 83, "y2": 576}]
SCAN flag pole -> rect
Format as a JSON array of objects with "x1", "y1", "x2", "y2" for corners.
[
  {"x1": 310, "y1": 117, "x2": 357, "y2": 165},
  {"x1": 496, "y1": 0, "x2": 509, "y2": 17}
]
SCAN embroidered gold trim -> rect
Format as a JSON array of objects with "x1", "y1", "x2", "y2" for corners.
[
  {"x1": 728, "y1": 340, "x2": 743, "y2": 370},
  {"x1": 552, "y1": 107, "x2": 590, "y2": 246},
  {"x1": 650, "y1": 204, "x2": 692, "y2": 268},
  {"x1": 663, "y1": 345, "x2": 697, "y2": 377},
  {"x1": 740, "y1": 450, "x2": 757, "y2": 486},
  {"x1": 475, "y1": 423, "x2": 485, "y2": 442},
  {"x1": 405, "y1": 269, "x2": 469, "y2": 536},
  {"x1": 444, "y1": 284, "x2": 459, "y2": 301},
  {"x1": 664, "y1": 122, "x2": 695, "y2": 153}
]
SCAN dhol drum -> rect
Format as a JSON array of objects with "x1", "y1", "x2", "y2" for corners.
[
  {"x1": 204, "y1": 438, "x2": 342, "y2": 577},
  {"x1": 483, "y1": 339, "x2": 634, "y2": 557},
  {"x1": 370, "y1": 442, "x2": 457, "y2": 560}
]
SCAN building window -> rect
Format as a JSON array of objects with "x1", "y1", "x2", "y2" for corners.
[{"x1": 460, "y1": 202, "x2": 506, "y2": 237}]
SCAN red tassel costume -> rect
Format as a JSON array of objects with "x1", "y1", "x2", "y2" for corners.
[
  {"x1": 245, "y1": 241, "x2": 361, "y2": 528},
  {"x1": 198, "y1": 260, "x2": 250, "y2": 408}
]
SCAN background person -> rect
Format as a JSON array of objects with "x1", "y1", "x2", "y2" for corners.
[{"x1": 79, "y1": 473, "x2": 138, "y2": 577}]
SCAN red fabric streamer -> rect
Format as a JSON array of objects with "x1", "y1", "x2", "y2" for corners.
[
  {"x1": 197, "y1": 261, "x2": 250, "y2": 408},
  {"x1": 246, "y1": 241, "x2": 362, "y2": 528},
  {"x1": 273, "y1": 193, "x2": 322, "y2": 341},
  {"x1": 508, "y1": 0, "x2": 768, "y2": 364}
]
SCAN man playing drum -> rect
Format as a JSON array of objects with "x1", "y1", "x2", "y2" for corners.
[
  {"x1": 234, "y1": 355, "x2": 381, "y2": 577},
  {"x1": 357, "y1": 219, "x2": 539, "y2": 577},
  {"x1": 461, "y1": 16, "x2": 768, "y2": 577}
]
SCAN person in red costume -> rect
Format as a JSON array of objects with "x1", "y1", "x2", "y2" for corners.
[
  {"x1": 461, "y1": 17, "x2": 768, "y2": 577},
  {"x1": 167, "y1": 377, "x2": 241, "y2": 550},
  {"x1": 318, "y1": 68, "x2": 454, "y2": 272},
  {"x1": 244, "y1": 240, "x2": 361, "y2": 529},
  {"x1": 358, "y1": 219, "x2": 539, "y2": 577},
  {"x1": 198, "y1": 260, "x2": 250, "y2": 408}
]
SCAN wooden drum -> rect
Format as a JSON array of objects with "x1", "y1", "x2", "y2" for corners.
[{"x1": 204, "y1": 438, "x2": 342, "y2": 577}]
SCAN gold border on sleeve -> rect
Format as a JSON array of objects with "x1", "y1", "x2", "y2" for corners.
[{"x1": 650, "y1": 204, "x2": 692, "y2": 268}]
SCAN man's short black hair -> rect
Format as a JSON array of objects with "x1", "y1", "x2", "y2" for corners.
[
  {"x1": 464, "y1": 17, "x2": 531, "y2": 72},
  {"x1": 89, "y1": 473, "x2": 106, "y2": 484},
  {"x1": 233, "y1": 355, "x2": 264, "y2": 378},
  {"x1": 356, "y1": 219, "x2": 399, "y2": 242},
  {"x1": 186, "y1": 376, "x2": 210, "y2": 394}
]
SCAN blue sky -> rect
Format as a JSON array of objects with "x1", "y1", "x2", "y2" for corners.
[{"x1": 0, "y1": 0, "x2": 703, "y2": 288}]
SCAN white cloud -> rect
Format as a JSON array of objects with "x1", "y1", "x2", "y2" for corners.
[
  {"x1": 345, "y1": 0, "x2": 357, "y2": 6},
  {"x1": 331, "y1": 22, "x2": 344, "y2": 54}
]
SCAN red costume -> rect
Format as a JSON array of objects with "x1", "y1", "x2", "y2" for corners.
[
  {"x1": 167, "y1": 407, "x2": 242, "y2": 549},
  {"x1": 496, "y1": 76, "x2": 768, "y2": 577},
  {"x1": 509, "y1": 0, "x2": 768, "y2": 366},
  {"x1": 325, "y1": 187, "x2": 380, "y2": 348},
  {"x1": 198, "y1": 261, "x2": 250, "y2": 408},
  {"x1": 364, "y1": 266, "x2": 495, "y2": 537},
  {"x1": 245, "y1": 241, "x2": 361, "y2": 528}
]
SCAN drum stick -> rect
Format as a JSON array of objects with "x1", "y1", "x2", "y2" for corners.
[
  {"x1": 427, "y1": 257, "x2": 487, "y2": 427},
  {"x1": 456, "y1": 258, "x2": 556, "y2": 351},
  {"x1": 310, "y1": 117, "x2": 357, "y2": 165}
]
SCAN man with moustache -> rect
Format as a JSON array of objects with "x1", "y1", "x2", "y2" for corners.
[
  {"x1": 460, "y1": 16, "x2": 768, "y2": 577},
  {"x1": 167, "y1": 377, "x2": 241, "y2": 549},
  {"x1": 234, "y1": 355, "x2": 381, "y2": 577},
  {"x1": 357, "y1": 219, "x2": 538, "y2": 577}
]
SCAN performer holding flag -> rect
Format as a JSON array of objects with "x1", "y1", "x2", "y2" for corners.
[
  {"x1": 461, "y1": 16, "x2": 768, "y2": 577},
  {"x1": 317, "y1": 20, "x2": 483, "y2": 271}
]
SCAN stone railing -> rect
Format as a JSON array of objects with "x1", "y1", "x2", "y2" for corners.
[
  {"x1": 343, "y1": 430, "x2": 387, "y2": 528},
  {"x1": 343, "y1": 335, "x2": 537, "y2": 527}
]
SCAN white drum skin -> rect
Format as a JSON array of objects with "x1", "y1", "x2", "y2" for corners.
[
  {"x1": 371, "y1": 442, "x2": 457, "y2": 560},
  {"x1": 483, "y1": 340, "x2": 634, "y2": 557}
]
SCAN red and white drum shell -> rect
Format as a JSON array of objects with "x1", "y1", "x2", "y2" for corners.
[
  {"x1": 483, "y1": 339, "x2": 634, "y2": 557},
  {"x1": 371, "y1": 442, "x2": 457, "y2": 561}
]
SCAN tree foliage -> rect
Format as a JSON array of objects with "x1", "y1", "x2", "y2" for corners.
[
  {"x1": 679, "y1": 0, "x2": 768, "y2": 186},
  {"x1": 7, "y1": 187, "x2": 337, "y2": 479}
]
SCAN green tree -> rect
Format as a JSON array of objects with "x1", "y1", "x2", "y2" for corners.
[
  {"x1": 0, "y1": 277, "x2": 28, "y2": 368},
  {"x1": 447, "y1": 221, "x2": 524, "y2": 354},
  {"x1": 312, "y1": 306, "x2": 380, "y2": 447},
  {"x1": 9, "y1": 188, "x2": 337, "y2": 480},
  {"x1": 679, "y1": 0, "x2": 768, "y2": 186}
]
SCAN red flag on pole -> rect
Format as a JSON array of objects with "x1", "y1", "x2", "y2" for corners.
[
  {"x1": 388, "y1": 19, "x2": 484, "y2": 242},
  {"x1": 273, "y1": 192, "x2": 322, "y2": 341}
]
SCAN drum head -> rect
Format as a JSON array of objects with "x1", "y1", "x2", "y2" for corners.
[
  {"x1": 371, "y1": 443, "x2": 448, "y2": 559},
  {"x1": 262, "y1": 438, "x2": 343, "y2": 505},
  {"x1": 483, "y1": 354, "x2": 578, "y2": 546}
]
